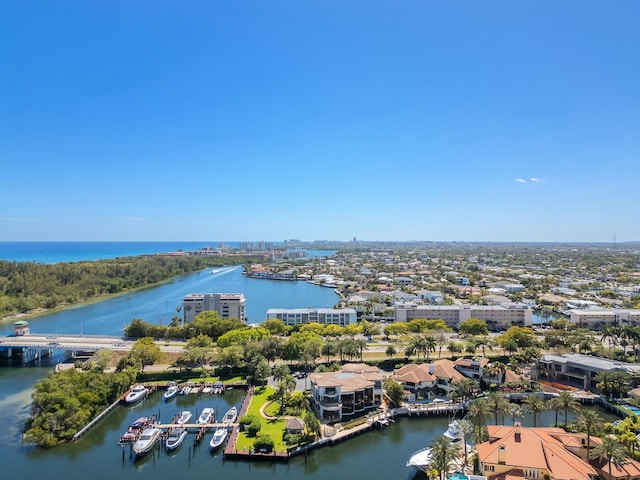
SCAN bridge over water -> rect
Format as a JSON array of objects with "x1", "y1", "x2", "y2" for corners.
[{"x1": 0, "y1": 334, "x2": 185, "y2": 363}]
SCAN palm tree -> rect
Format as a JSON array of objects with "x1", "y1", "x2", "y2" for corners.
[
  {"x1": 602, "y1": 327, "x2": 617, "y2": 352},
  {"x1": 549, "y1": 396, "x2": 563, "y2": 427},
  {"x1": 385, "y1": 345, "x2": 397, "y2": 359},
  {"x1": 272, "y1": 364, "x2": 291, "y2": 383},
  {"x1": 321, "y1": 341, "x2": 339, "y2": 363},
  {"x1": 423, "y1": 334, "x2": 437, "y2": 361},
  {"x1": 575, "y1": 409, "x2": 603, "y2": 459},
  {"x1": 523, "y1": 394, "x2": 547, "y2": 427},
  {"x1": 555, "y1": 391, "x2": 580, "y2": 428},
  {"x1": 458, "y1": 418, "x2": 474, "y2": 467},
  {"x1": 483, "y1": 362, "x2": 507, "y2": 384},
  {"x1": 429, "y1": 435, "x2": 460, "y2": 480},
  {"x1": 486, "y1": 392, "x2": 510, "y2": 425},
  {"x1": 287, "y1": 391, "x2": 310, "y2": 415},
  {"x1": 467, "y1": 398, "x2": 492, "y2": 443},
  {"x1": 592, "y1": 436, "x2": 629, "y2": 480}
]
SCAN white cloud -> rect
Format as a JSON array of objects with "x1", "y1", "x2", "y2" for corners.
[
  {"x1": 515, "y1": 178, "x2": 527, "y2": 183},
  {"x1": 530, "y1": 177, "x2": 541, "y2": 182}
]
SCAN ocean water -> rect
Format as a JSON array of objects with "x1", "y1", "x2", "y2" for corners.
[{"x1": 0, "y1": 241, "x2": 334, "y2": 263}]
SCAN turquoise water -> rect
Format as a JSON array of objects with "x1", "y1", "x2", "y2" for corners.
[
  {"x1": 449, "y1": 473, "x2": 469, "y2": 480},
  {"x1": 0, "y1": 241, "x2": 336, "y2": 264}
]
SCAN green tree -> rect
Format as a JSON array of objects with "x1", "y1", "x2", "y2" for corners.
[
  {"x1": 467, "y1": 398, "x2": 491, "y2": 443},
  {"x1": 459, "y1": 318, "x2": 489, "y2": 336},
  {"x1": 486, "y1": 392, "x2": 510, "y2": 425},
  {"x1": 575, "y1": 409, "x2": 603, "y2": 458},
  {"x1": 592, "y1": 436, "x2": 629, "y2": 480},
  {"x1": 129, "y1": 337, "x2": 163, "y2": 371},
  {"x1": 383, "y1": 377, "x2": 404, "y2": 407},
  {"x1": 554, "y1": 391, "x2": 580, "y2": 428},
  {"x1": 523, "y1": 394, "x2": 547, "y2": 427},
  {"x1": 429, "y1": 435, "x2": 460, "y2": 480}
]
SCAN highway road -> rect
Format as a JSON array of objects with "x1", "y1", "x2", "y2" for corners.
[{"x1": 0, "y1": 334, "x2": 187, "y2": 354}]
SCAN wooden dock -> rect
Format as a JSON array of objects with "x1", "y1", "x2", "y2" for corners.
[{"x1": 155, "y1": 422, "x2": 238, "y2": 429}]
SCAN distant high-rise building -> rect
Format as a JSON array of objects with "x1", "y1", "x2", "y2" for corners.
[{"x1": 182, "y1": 293, "x2": 246, "y2": 323}]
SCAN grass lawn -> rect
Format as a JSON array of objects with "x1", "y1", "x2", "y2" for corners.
[{"x1": 234, "y1": 386, "x2": 287, "y2": 453}]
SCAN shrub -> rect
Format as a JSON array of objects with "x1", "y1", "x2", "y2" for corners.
[{"x1": 253, "y1": 434, "x2": 274, "y2": 453}]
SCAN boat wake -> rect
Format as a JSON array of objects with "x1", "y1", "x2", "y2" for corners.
[{"x1": 209, "y1": 266, "x2": 241, "y2": 278}]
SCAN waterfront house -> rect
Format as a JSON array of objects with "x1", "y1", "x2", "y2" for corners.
[
  {"x1": 393, "y1": 359, "x2": 464, "y2": 400},
  {"x1": 454, "y1": 356, "x2": 490, "y2": 381},
  {"x1": 535, "y1": 353, "x2": 640, "y2": 391},
  {"x1": 476, "y1": 424, "x2": 598, "y2": 480},
  {"x1": 308, "y1": 363, "x2": 385, "y2": 423}
]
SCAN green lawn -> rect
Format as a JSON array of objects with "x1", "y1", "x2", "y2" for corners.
[{"x1": 234, "y1": 386, "x2": 287, "y2": 453}]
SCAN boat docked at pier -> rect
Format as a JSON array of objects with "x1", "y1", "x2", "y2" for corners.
[
  {"x1": 221, "y1": 406, "x2": 237, "y2": 425},
  {"x1": 176, "y1": 410, "x2": 192, "y2": 425},
  {"x1": 165, "y1": 427, "x2": 188, "y2": 451},
  {"x1": 209, "y1": 426, "x2": 228, "y2": 450},
  {"x1": 406, "y1": 420, "x2": 468, "y2": 472},
  {"x1": 133, "y1": 427, "x2": 162, "y2": 457},
  {"x1": 198, "y1": 407, "x2": 215, "y2": 424},
  {"x1": 209, "y1": 406, "x2": 237, "y2": 450},
  {"x1": 124, "y1": 385, "x2": 147, "y2": 404},
  {"x1": 119, "y1": 417, "x2": 151, "y2": 443},
  {"x1": 163, "y1": 382, "x2": 179, "y2": 401}
]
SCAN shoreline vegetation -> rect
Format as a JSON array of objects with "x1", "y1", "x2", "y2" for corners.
[{"x1": 0, "y1": 255, "x2": 258, "y2": 323}]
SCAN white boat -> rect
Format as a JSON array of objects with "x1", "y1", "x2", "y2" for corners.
[
  {"x1": 209, "y1": 427, "x2": 228, "y2": 450},
  {"x1": 406, "y1": 420, "x2": 467, "y2": 472},
  {"x1": 133, "y1": 427, "x2": 162, "y2": 456},
  {"x1": 201, "y1": 384, "x2": 212, "y2": 394},
  {"x1": 221, "y1": 406, "x2": 238, "y2": 425},
  {"x1": 176, "y1": 410, "x2": 192, "y2": 425},
  {"x1": 198, "y1": 407, "x2": 215, "y2": 424},
  {"x1": 124, "y1": 385, "x2": 147, "y2": 404},
  {"x1": 163, "y1": 382, "x2": 179, "y2": 401},
  {"x1": 210, "y1": 406, "x2": 237, "y2": 450},
  {"x1": 180, "y1": 385, "x2": 191, "y2": 395},
  {"x1": 165, "y1": 427, "x2": 187, "y2": 451}
]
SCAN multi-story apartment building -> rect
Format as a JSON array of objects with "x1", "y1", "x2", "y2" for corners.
[
  {"x1": 182, "y1": 293, "x2": 246, "y2": 323},
  {"x1": 568, "y1": 308, "x2": 640, "y2": 328},
  {"x1": 308, "y1": 363, "x2": 385, "y2": 422},
  {"x1": 266, "y1": 308, "x2": 357, "y2": 327},
  {"x1": 393, "y1": 303, "x2": 533, "y2": 330}
]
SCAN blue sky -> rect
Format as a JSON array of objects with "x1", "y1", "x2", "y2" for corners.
[{"x1": 1, "y1": 1, "x2": 638, "y2": 243}]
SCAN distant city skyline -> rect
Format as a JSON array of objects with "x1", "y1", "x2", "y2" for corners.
[{"x1": 1, "y1": 1, "x2": 638, "y2": 243}]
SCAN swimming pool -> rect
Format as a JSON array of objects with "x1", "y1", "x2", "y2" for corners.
[
  {"x1": 627, "y1": 406, "x2": 640, "y2": 415},
  {"x1": 448, "y1": 473, "x2": 469, "y2": 480}
]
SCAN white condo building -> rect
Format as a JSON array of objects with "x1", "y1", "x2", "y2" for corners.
[
  {"x1": 266, "y1": 308, "x2": 357, "y2": 327},
  {"x1": 393, "y1": 303, "x2": 533, "y2": 330},
  {"x1": 182, "y1": 293, "x2": 246, "y2": 323},
  {"x1": 568, "y1": 308, "x2": 640, "y2": 328}
]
